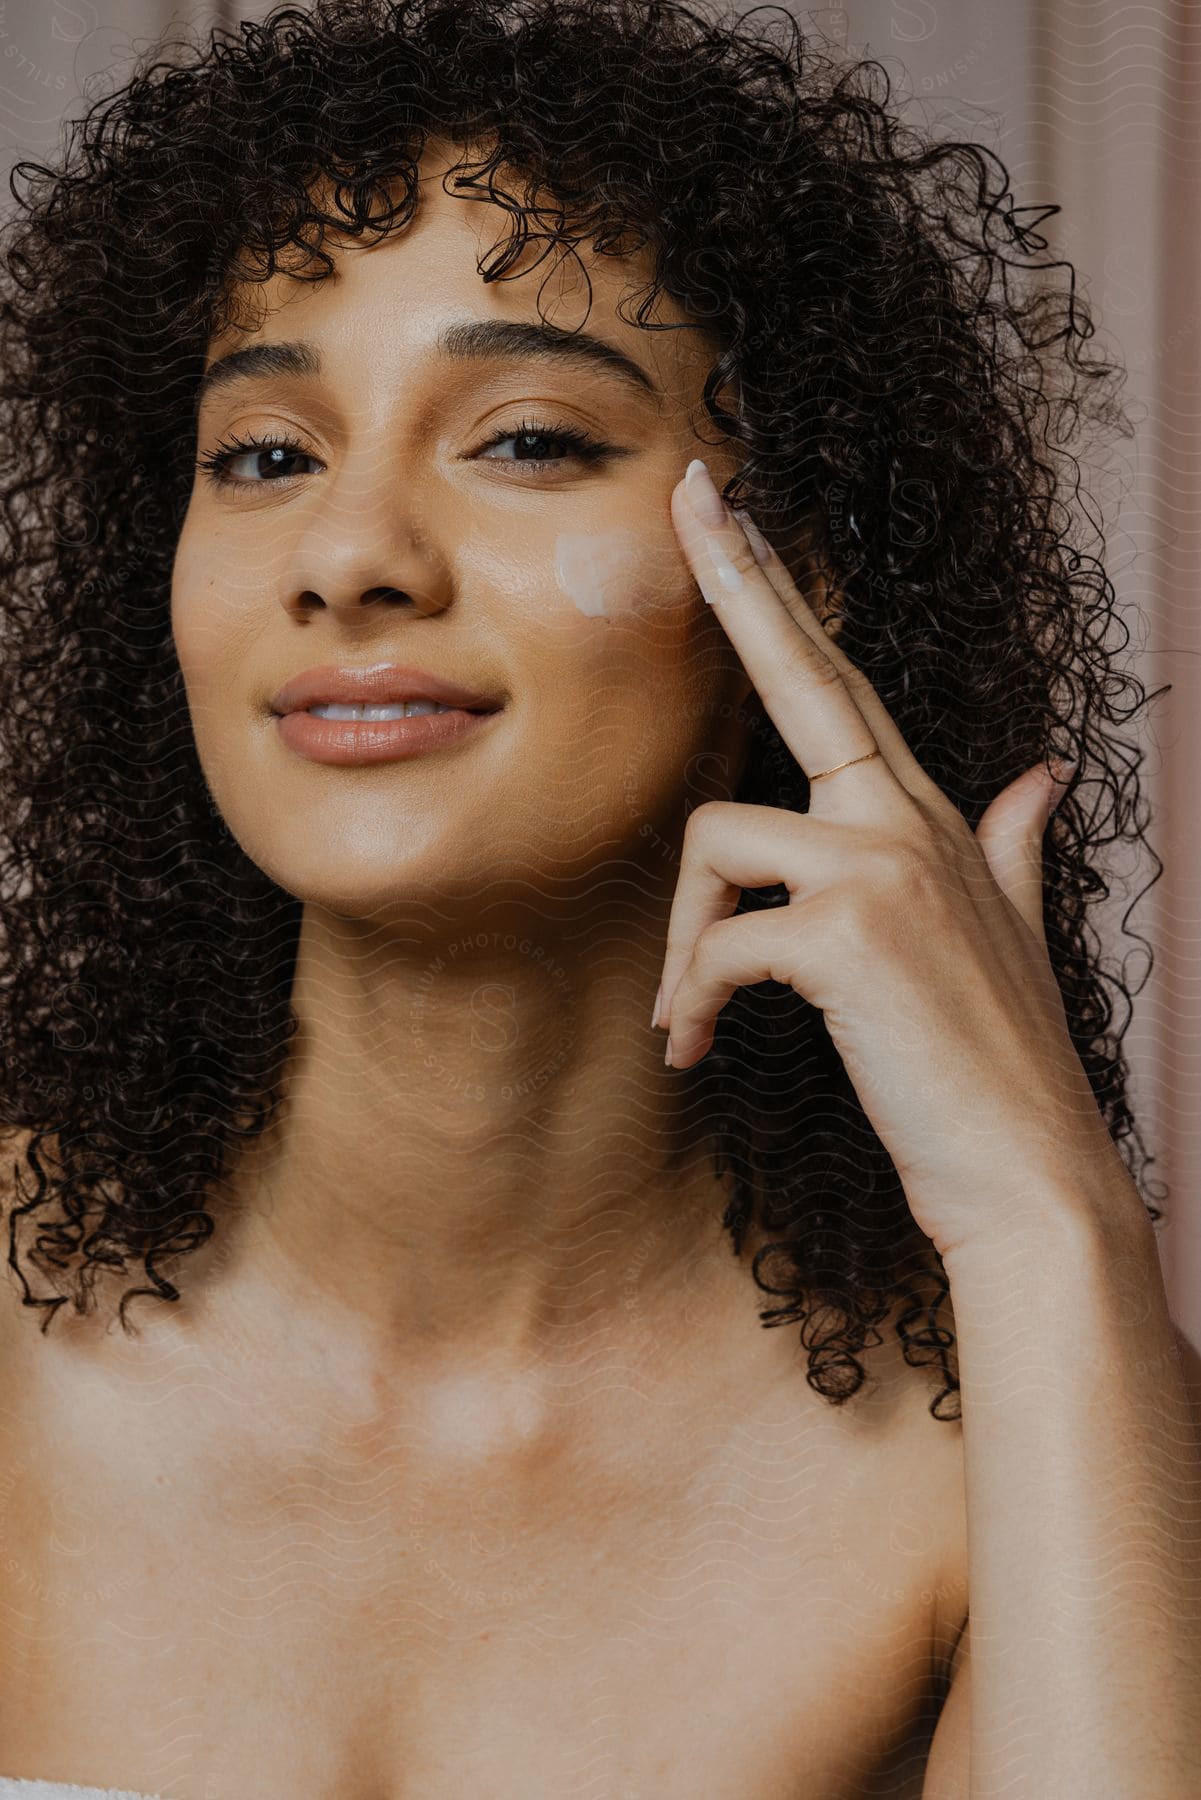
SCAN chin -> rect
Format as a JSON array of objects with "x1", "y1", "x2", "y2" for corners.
[{"x1": 211, "y1": 783, "x2": 467, "y2": 903}]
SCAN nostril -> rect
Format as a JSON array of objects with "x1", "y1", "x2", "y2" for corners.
[{"x1": 362, "y1": 586, "x2": 416, "y2": 606}]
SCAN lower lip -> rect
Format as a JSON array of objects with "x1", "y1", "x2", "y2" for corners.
[{"x1": 275, "y1": 707, "x2": 501, "y2": 765}]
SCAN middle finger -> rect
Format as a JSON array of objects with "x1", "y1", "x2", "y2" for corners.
[{"x1": 673, "y1": 464, "x2": 945, "y2": 809}]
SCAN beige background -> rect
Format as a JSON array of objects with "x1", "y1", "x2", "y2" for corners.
[{"x1": 1, "y1": 0, "x2": 1194, "y2": 1339}]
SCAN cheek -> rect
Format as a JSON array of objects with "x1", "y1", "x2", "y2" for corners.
[
  {"x1": 171, "y1": 518, "x2": 262, "y2": 668},
  {"x1": 170, "y1": 582, "x2": 265, "y2": 763},
  {"x1": 553, "y1": 527, "x2": 684, "y2": 622},
  {"x1": 545, "y1": 527, "x2": 714, "y2": 726},
  {"x1": 542, "y1": 537, "x2": 738, "y2": 833}
]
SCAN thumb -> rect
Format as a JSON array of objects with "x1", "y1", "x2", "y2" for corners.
[{"x1": 973, "y1": 757, "x2": 1075, "y2": 950}]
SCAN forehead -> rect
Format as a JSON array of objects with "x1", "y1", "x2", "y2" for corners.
[{"x1": 205, "y1": 141, "x2": 718, "y2": 413}]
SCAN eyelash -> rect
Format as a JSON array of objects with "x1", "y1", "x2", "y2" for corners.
[{"x1": 194, "y1": 416, "x2": 616, "y2": 490}]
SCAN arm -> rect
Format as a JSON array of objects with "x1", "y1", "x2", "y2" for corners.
[
  {"x1": 921, "y1": 1188, "x2": 1201, "y2": 1800},
  {"x1": 654, "y1": 474, "x2": 1200, "y2": 1795}
]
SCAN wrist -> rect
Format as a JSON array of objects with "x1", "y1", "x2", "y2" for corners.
[{"x1": 935, "y1": 1153, "x2": 1156, "y2": 1281}]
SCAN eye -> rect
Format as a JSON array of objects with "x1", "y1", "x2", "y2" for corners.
[
  {"x1": 194, "y1": 415, "x2": 623, "y2": 494},
  {"x1": 196, "y1": 430, "x2": 319, "y2": 489},
  {"x1": 474, "y1": 416, "x2": 617, "y2": 469}
]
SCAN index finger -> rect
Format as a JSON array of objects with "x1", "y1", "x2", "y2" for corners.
[{"x1": 672, "y1": 465, "x2": 936, "y2": 805}]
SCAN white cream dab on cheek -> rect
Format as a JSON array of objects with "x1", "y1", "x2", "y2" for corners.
[{"x1": 554, "y1": 529, "x2": 643, "y2": 618}]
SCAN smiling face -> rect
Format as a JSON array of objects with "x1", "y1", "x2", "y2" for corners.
[{"x1": 170, "y1": 144, "x2": 755, "y2": 924}]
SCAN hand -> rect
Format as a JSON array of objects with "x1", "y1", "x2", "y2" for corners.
[{"x1": 655, "y1": 458, "x2": 1126, "y2": 1263}]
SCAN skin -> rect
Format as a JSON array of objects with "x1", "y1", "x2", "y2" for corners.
[{"x1": 169, "y1": 140, "x2": 767, "y2": 1430}]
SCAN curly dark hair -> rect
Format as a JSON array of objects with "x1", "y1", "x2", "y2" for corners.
[{"x1": 0, "y1": 0, "x2": 1165, "y2": 1419}]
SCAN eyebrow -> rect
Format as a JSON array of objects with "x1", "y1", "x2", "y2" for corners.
[{"x1": 195, "y1": 318, "x2": 661, "y2": 411}]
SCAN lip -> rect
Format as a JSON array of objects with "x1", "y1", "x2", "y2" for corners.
[
  {"x1": 276, "y1": 705, "x2": 501, "y2": 766},
  {"x1": 270, "y1": 662, "x2": 505, "y2": 715}
]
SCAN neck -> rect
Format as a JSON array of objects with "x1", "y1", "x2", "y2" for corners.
[{"x1": 188, "y1": 891, "x2": 745, "y2": 1398}]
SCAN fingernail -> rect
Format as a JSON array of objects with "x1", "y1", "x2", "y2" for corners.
[
  {"x1": 732, "y1": 508, "x2": 772, "y2": 567},
  {"x1": 651, "y1": 981, "x2": 663, "y2": 1029},
  {"x1": 664, "y1": 1036, "x2": 675, "y2": 1066},
  {"x1": 684, "y1": 458, "x2": 728, "y2": 530}
]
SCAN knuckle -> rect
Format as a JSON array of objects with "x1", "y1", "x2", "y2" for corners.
[
  {"x1": 681, "y1": 799, "x2": 729, "y2": 853},
  {"x1": 870, "y1": 836, "x2": 942, "y2": 904},
  {"x1": 692, "y1": 919, "x2": 734, "y2": 969},
  {"x1": 723, "y1": 532, "x2": 761, "y2": 581},
  {"x1": 910, "y1": 781, "x2": 964, "y2": 830},
  {"x1": 776, "y1": 636, "x2": 843, "y2": 695},
  {"x1": 838, "y1": 660, "x2": 877, "y2": 705}
]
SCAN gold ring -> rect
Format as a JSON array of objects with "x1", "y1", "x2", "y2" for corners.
[{"x1": 807, "y1": 748, "x2": 882, "y2": 783}]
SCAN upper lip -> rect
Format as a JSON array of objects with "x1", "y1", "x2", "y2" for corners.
[{"x1": 270, "y1": 663, "x2": 505, "y2": 715}]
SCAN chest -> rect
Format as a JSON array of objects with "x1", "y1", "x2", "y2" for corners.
[{"x1": 0, "y1": 1328, "x2": 965, "y2": 1800}]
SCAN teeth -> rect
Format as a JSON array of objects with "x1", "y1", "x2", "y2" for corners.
[{"x1": 305, "y1": 701, "x2": 455, "y2": 720}]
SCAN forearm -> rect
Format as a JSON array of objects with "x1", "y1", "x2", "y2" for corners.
[{"x1": 942, "y1": 1181, "x2": 1201, "y2": 1799}]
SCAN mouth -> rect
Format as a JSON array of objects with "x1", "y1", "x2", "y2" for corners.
[
  {"x1": 268, "y1": 663, "x2": 505, "y2": 767},
  {"x1": 270, "y1": 661, "x2": 505, "y2": 717},
  {"x1": 299, "y1": 700, "x2": 473, "y2": 721}
]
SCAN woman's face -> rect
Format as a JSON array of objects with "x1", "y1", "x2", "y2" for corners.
[{"x1": 171, "y1": 147, "x2": 754, "y2": 921}]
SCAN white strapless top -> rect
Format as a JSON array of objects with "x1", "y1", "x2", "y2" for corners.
[{"x1": 0, "y1": 1781, "x2": 166, "y2": 1798}]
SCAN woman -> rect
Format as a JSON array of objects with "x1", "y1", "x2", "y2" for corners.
[{"x1": 0, "y1": 0, "x2": 1196, "y2": 1794}]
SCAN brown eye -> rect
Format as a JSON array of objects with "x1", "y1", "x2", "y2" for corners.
[
  {"x1": 197, "y1": 431, "x2": 322, "y2": 488},
  {"x1": 475, "y1": 416, "x2": 616, "y2": 467}
]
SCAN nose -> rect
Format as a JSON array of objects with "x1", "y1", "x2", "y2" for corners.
[{"x1": 280, "y1": 470, "x2": 454, "y2": 621}]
